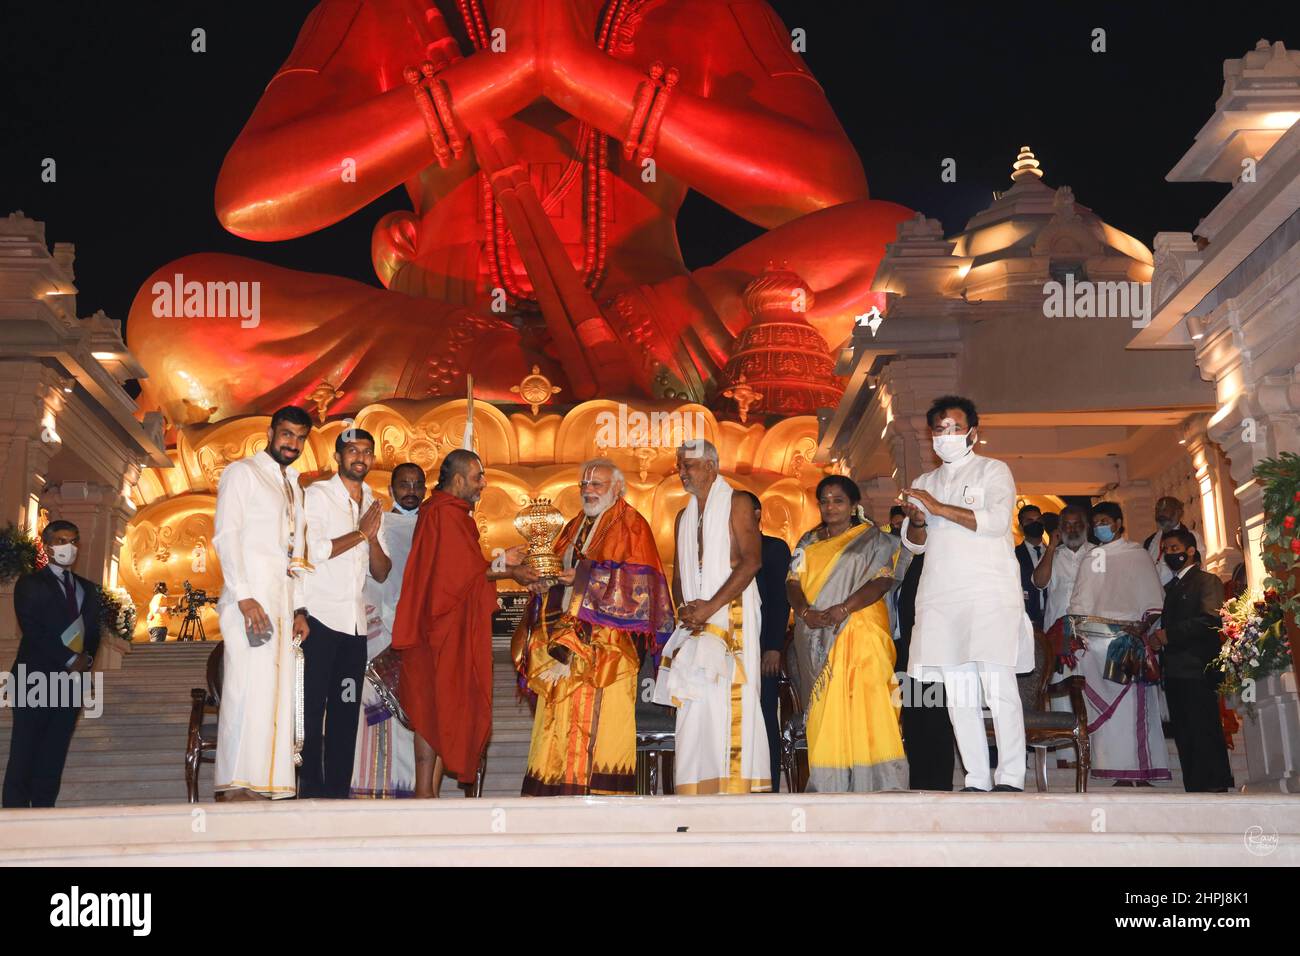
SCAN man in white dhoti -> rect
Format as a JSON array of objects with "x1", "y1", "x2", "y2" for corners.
[
  {"x1": 352, "y1": 463, "x2": 424, "y2": 798},
  {"x1": 654, "y1": 439, "x2": 770, "y2": 794},
  {"x1": 212, "y1": 405, "x2": 313, "y2": 800},
  {"x1": 897, "y1": 395, "x2": 1032, "y2": 792},
  {"x1": 1065, "y1": 501, "x2": 1170, "y2": 785},
  {"x1": 1032, "y1": 505, "x2": 1091, "y2": 718}
]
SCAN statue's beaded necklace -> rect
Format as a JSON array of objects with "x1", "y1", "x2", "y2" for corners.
[{"x1": 456, "y1": 0, "x2": 652, "y2": 310}]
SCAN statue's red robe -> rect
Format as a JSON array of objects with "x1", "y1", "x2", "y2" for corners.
[{"x1": 391, "y1": 489, "x2": 498, "y2": 780}]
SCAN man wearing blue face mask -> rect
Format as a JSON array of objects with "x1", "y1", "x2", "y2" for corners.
[
  {"x1": 1064, "y1": 502, "x2": 1169, "y2": 786},
  {"x1": 896, "y1": 395, "x2": 1033, "y2": 793}
]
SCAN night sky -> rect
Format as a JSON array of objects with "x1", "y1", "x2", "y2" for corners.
[{"x1": 1, "y1": 1, "x2": 1294, "y2": 353}]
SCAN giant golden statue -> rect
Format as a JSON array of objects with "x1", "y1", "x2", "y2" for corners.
[{"x1": 128, "y1": 0, "x2": 909, "y2": 422}]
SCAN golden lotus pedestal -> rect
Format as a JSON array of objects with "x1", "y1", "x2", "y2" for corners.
[{"x1": 119, "y1": 397, "x2": 835, "y2": 641}]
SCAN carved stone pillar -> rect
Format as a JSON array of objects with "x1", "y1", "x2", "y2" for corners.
[
  {"x1": 41, "y1": 481, "x2": 121, "y2": 588},
  {"x1": 1182, "y1": 417, "x2": 1243, "y2": 577},
  {"x1": 0, "y1": 362, "x2": 68, "y2": 638}
]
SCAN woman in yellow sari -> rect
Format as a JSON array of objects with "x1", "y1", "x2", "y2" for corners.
[{"x1": 787, "y1": 476, "x2": 907, "y2": 792}]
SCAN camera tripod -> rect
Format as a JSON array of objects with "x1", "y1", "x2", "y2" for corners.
[{"x1": 177, "y1": 602, "x2": 208, "y2": 642}]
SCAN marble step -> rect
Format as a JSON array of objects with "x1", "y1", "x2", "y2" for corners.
[{"x1": 2, "y1": 792, "x2": 1295, "y2": 866}]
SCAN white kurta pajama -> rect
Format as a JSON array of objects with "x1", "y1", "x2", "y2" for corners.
[
  {"x1": 654, "y1": 478, "x2": 770, "y2": 794},
  {"x1": 211, "y1": 452, "x2": 306, "y2": 798},
  {"x1": 902, "y1": 450, "x2": 1032, "y2": 791},
  {"x1": 1065, "y1": 539, "x2": 1169, "y2": 782}
]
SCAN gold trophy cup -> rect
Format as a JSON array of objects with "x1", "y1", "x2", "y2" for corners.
[{"x1": 513, "y1": 497, "x2": 566, "y2": 582}]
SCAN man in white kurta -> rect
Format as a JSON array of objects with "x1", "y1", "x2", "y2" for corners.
[
  {"x1": 351, "y1": 464, "x2": 423, "y2": 797},
  {"x1": 211, "y1": 407, "x2": 313, "y2": 799},
  {"x1": 1032, "y1": 505, "x2": 1090, "y2": 715},
  {"x1": 899, "y1": 397, "x2": 1032, "y2": 792},
  {"x1": 654, "y1": 440, "x2": 770, "y2": 794},
  {"x1": 1066, "y1": 502, "x2": 1170, "y2": 784}
]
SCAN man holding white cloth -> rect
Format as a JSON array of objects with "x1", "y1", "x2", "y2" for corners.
[
  {"x1": 898, "y1": 396, "x2": 1032, "y2": 793},
  {"x1": 654, "y1": 439, "x2": 770, "y2": 794}
]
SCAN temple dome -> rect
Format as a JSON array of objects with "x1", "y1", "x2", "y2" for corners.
[{"x1": 949, "y1": 146, "x2": 1153, "y2": 270}]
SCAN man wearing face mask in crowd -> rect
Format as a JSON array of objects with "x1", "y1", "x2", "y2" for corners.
[
  {"x1": 889, "y1": 506, "x2": 906, "y2": 536},
  {"x1": 1032, "y1": 505, "x2": 1092, "y2": 723},
  {"x1": 1150, "y1": 530, "x2": 1233, "y2": 792},
  {"x1": 1065, "y1": 502, "x2": 1169, "y2": 785},
  {"x1": 1014, "y1": 505, "x2": 1048, "y2": 631},
  {"x1": 3, "y1": 520, "x2": 102, "y2": 807},
  {"x1": 1144, "y1": 497, "x2": 1205, "y2": 587},
  {"x1": 896, "y1": 395, "x2": 1033, "y2": 793}
]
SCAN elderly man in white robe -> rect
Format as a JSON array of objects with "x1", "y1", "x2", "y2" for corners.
[
  {"x1": 897, "y1": 395, "x2": 1032, "y2": 793},
  {"x1": 211, "y1": 405, "x2": 314, "y2": 800},
  {"x1": 1065, "y1": 501, "x2": 1170, "y2": 785},
  {"x1": 351, "y1": 463, "x2": 425, "y2": 797},
  {"x1": 654, "y1": 438, "x2": 770, "y2": 794}
]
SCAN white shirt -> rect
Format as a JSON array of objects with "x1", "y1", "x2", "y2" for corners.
[
  {"x1": 900, "y1": 450, "x2": 1033, "y2": 672},
  {"x1": 1042, "y1": 543, "x2": 1085, "y2": 632},
  {"x1": 303, "y1": 474, "x2": 387, "y2": 635},
  {"x1": 212, "y1": 451, "x2": 305, "y2": 615}
]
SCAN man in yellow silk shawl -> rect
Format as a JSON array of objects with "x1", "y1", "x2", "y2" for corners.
[
  {"x1": 787, "y1": 476, "x2": 908, "y2": 792},
  {"x1": 514, "y1": 459, "x2": 673, "y2": 796}
]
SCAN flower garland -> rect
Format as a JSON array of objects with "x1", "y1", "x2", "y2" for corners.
[
  {"x1": 1215, "y1": 589, "x2": 1292, "y2": 709},
  {"x1": 1217, "y1": 451, "x2": 1300, "y2": 709},
  {"x1": 98, "y1": 585, "x2": 138, "y2": 641}
]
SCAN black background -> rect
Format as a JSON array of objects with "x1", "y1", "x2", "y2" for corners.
[{"x1": 0, "y1": 1, "x2": 1294, "y2": 349}]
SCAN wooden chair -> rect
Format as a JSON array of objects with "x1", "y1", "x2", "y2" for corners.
[
  {"x1": 985, "y1": 629, "x2": 1091, "y2": 792},
  {"x1": 185, "y1": 645, "x2": 223, "y2": 803}
]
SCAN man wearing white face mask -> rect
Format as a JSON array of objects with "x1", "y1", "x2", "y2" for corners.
[
  {"x1": 3, "y1": 520, "x2": 102, "y2": 807},
  {"x1": 896, "y1": 395, "x2": 1033, "y2": 792}
]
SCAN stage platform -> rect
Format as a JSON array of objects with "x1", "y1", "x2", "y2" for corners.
[{"x1": 1, "y1": 791, "x2": 1296, "y2": 866}]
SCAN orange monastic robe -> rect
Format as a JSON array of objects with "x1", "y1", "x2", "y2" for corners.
[
  {"x1": 391, "y1": 489, "x2": 498, "y2": 781},
  {"x1": 514, "y1": 497, "x2": 673, "y2": 796}
]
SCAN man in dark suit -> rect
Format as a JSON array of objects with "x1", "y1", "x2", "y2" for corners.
[
  {"x1": 1151, "y1": 529, "x2": 1233, "y2": 792},
  {"x1": 3, "y1": 520, "x2": 102, "y2": 808},
  {"x1": 739, "y1": 492, "x2": 791, "y2": 792},
  {"x1": 1014, "y1": 504, "x2": 1047, "y2": 630},
  {"x1": 895, "y1": 551, "x2": 955, "y2": 790}
]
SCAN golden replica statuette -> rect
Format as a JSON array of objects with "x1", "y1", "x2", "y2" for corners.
[{"x1": 513, "y1": 497, "x2": 566, "y2": 580}]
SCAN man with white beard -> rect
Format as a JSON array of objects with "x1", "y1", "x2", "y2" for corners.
[
  {"x1": 515, "y1": 459, "x2": 673, "y2": 795},
  {"x1": 212, "y1": 405, "x2": 313, "y2": 800}
]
